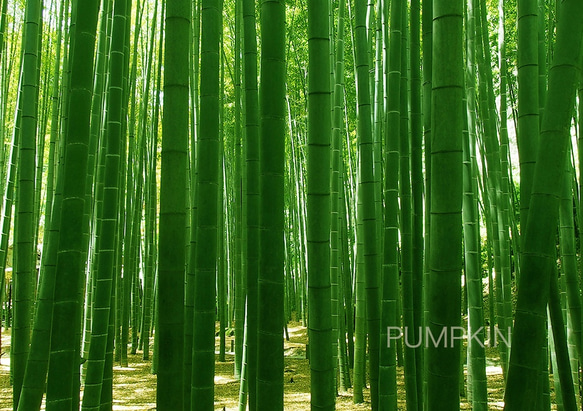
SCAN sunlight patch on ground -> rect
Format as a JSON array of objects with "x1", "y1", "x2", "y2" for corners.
[
  {"x1": 114, "y1": 366, "x2": 137, "y2": 372},
  {"x1": 112, "y1": 403, "x2": 156, "y2": 411},
  {"x1": 486, "y1": 365, "x2": 503, "y2": 375},
  {"x1": 288, "y1": 324, "x2": 306, "y2": 335},
  {"x1": 215, "y1": 374, "x2": 238, "y2": 385},
  {"x1": 0, "y1": 355, "x2": 8, "y2": 367},
  {"x1": 284, "y1": 391, "x2": 312, "y2": 408}
]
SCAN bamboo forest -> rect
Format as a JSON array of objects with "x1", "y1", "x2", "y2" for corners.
[{"x1": 1, "y1": 0, "x2": 583, "y2": 409}]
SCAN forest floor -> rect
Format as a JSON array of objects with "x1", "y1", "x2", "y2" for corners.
[{"x1": 0, "y1": 322, "x2": 541, "y2": 410}]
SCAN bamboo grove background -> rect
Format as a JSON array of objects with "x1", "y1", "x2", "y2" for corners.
[{"x1": 0, "y1": 0, "x2": 582, "y2": 409}]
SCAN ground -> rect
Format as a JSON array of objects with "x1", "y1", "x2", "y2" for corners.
[{"x1": 0, "y1": 323, "x2": 520, "y2": 410}]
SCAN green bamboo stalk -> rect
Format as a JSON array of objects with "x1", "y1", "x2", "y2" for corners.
[
  {"x1": 331, "y1": 0, "x2": 350, "y2": 391},
  {"x1": 256, "y1": 0, "x2": 286, "y2": 406},
  {"x1": 218, "y1": 150, "x2": 227, "y2": 363},
  {"x1": 83, "y1": 7, "x2": 111, "y2": 369},
  {"x1": 183, "y1": 0, "x2": 198, "y2": 398},
  {"x1": 138, "y1": 0, "x2": 160, "y2": 362},
  {"x1": 15, "y1": 0, "x2": 67, "y2": 397},
  {"x1": 517, "y1": 0, "x2": 540, "y2": 230},
  {"x1": 45, "y1": 1, "x2": 101, "y2": 408},
  {"x1": 241, "y1": 0, "x2": 259, "y2": 403},
  {"x1": 81, "y1": 0, "x2": 130, "y2": 405},
  {"x1": 352, "y1": 198, "x2": 366, "y2": 404},
  {"x1": 86, "y1": 3, "x2": 112, "y2": 369},
  {"x1": 371, "y1": 0, "x2": 383, "y2": 314},
  {"x1": 379, "y1": 0, "x2": 401, "y2": 408},
  {"x1": 426, "y1": 0, "x2": 464, "y2": 408},
  {"x1": 340, "y1": 160, "x2": 355, "y2": 372},
  {"x1": 548, "y1": 270, "x2": 577, "y2": 411},
  {"x1": 409, "y1": 0, "x2": 424, "y2": 403},
  {"x1": 156, "y1": 0, "x2": 190, "y2": 406},
  {"x1": 16, "y1": 142, "x2": 63, "y2": 411},
  {"x1": 123, "y1": 0, "x2": 141, "y2": 362},
  {"x1": 579, "y1": 52, "x2": 583, "y2": 401},
  {"x1": 559, "y1": 157, "x2": 582, "y2": 364},
  {"x1": 399, "y1": 6, "x2": 419, "y2": 410},
  {"x1": 421, "y1": 0, "x2": 432, "y2": 401},
  {"x1": 83, "y1": 0, "x2": 108, "y2": 371},
  {"x1": 238, "y1": 299, "x2": 249, "y2": 411},
  {"x1": 190, "y1": 0, "x2": 220, "y2": 405},
  {"x1": 354, "y1": 0, "x2": 381, "y2": 407},
  {"x1": 232, "y1": 0, "x2": 245, "y2": 379},
  {"x1": 481, "y1": 0, "x2": 514, "y2": 378},
  {"x1": 504, "y1": 0, "x2": 583, "y2": 407},
  {"x1": 0, "y1": 0, "x2": 6, "y2": 63},
  {"x1": 463, "y1": 31, "x2": 487, "y2": 405},
  {"x1": 12, "y1": 0, "x2": 42, "y2": 406},
  {"x1": 497, "y1": 0, "x2": 515, "y2": 378},
  {"x1": 307, "y1": 0, "x2": 334, "y2": 407},
  {"x1": 0, "y1": 0, "x2": 7, "y2": 206},
  {"x1": 472, "y1": 0, "x2": 511, "y2": 376}
]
